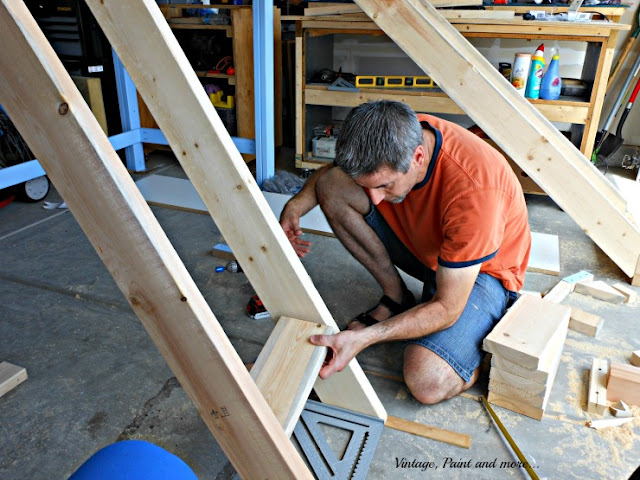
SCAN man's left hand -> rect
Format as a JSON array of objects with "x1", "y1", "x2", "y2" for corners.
[{"x1": 309, "y1": 330, "x2": 367, "y2": 379}]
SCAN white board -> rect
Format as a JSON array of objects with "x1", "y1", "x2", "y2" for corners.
[{"x1": 135, "y1": 174, "x2": 333, "y2": 234}]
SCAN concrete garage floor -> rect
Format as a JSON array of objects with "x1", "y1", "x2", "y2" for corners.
[{"x1": 1, "y1": 152, "x2": 640, "y2": 479}]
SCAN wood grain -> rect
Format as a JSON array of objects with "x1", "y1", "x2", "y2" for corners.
[
  {"x1": 251, "y1": 317, "x2": 335, "y2": 435},
  {"x1": 386, "y1": 415, "x2": 471, "y2": 449}
]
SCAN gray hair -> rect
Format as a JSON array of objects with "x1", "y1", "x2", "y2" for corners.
[{"x1": 334, "y1": 101, "x2": 423, "y2": 178}]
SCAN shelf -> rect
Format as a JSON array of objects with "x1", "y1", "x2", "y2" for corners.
[
  {"x1": 196, "y1": 71, "x2": 236, "y2": 85},
  {"x1": 167, "y1": 21, "x2": 233, "y2": 37},
  {"x1": 303, "y1": 85, "x2": 590, "y2": 124}
]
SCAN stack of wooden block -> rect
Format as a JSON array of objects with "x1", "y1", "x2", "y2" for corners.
[{"x1": 483, "y1": 295, "x2": 572, "y2": 420}]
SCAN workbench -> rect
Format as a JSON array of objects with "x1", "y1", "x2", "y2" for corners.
[{"x1": 289, "y1": 6, "x2": 630, "y2": 176}]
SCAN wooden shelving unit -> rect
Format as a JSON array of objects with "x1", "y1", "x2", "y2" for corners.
[
  {"x1": 290, "y1": 7, "x2": 629, "y2": 183},
  {"x1": 139, "y1": 3, "x2": 282, "y2": 160}
]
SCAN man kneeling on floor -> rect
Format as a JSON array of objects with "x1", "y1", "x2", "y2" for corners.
[{"x1": 280, "y1": 100, "x2": 531, "y2": 404}]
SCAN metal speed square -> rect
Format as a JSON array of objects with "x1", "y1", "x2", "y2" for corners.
[{"x1": 293, "y1": 399, "x2": 384, "y2": 480}]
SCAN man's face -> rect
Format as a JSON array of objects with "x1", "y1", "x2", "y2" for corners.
[{"x1": 355, "y1": 165, "x2": 416, "y2": 205}]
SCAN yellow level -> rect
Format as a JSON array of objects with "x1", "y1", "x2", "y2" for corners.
[{"x1": 355, "y1": 75, "x2": 436, "y2": 88}]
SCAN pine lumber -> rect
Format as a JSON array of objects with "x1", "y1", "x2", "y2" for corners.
[
  {"x1": 0, "y1": 362, "x2": 27, "y2": 397},
  {"x1": 569, "y1": 308, "x2": 604, "y2": 337},
  {"x1": 488, "y1": 378, "x2": 545, "y2": 408},
  {"x1": 251, "y1": 317, "x2": 335, "y2": 435},
  {"x1": 81, "y1": 0, "x2": 385, "y2": 421},
  {"x1": 632, "y1": 350, "x2": 640, "y2": 367},
  {"x1": 490, "y1": 324, "x2": 564, "y2": 385},
  {"x1": 487, "y1": 391, "x2": 544, "y2": 421},
  {"x1": 0, "y1": 2, "x2": 313, "y2": 477},
  {"x1": 353, "y1": 0, "x2": 640, "y2": 281},
  {"x1": 490, "y1": 366, "x2": 552, "y2": 392},
  {"x1": 607, "y1": 362, "x2": 640, "y2": 406},
  {"x1": 385, "y1": 415, "x2": 471, "y2": 449},
  {"x1": 587, "y1": 358, "x2": 608, "y2": 415},
  {"x1": 574, "y1": 280, "x2": 626, "y2": 304},
  {"x1": 611, "y1": 282, "x2": 637, "y2": 303},
  {"x1": 542, "y1": 280, "x2": 573, "y2": 304},
  {"x1": 483, "y1": 295, "x2": 571, "y2": 370}
]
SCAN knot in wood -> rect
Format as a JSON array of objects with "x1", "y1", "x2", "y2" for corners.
[{"x1": 58, "y1": 103, "x2": 69, "y2": 115}]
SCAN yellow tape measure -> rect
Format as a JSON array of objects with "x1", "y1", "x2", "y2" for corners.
[{"x1": 481, "y1": 396, "x2": 540, "y2": 480}]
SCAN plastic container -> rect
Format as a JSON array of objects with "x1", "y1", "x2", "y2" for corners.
[
  {"x1": 511, "y1": 53, "x2": 531, "y2": 96},
  {"x1": 525, "y1": 44, "x2": 545, "y2": 99},
  {"x1": 540, "y1": 49, "x2": 562, "y2": 100}
]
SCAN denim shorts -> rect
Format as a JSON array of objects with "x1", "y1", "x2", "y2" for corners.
[{"x1": 364, "y1": 204, "x2": 517, "y2": 382}]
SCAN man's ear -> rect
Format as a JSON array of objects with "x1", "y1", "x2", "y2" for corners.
[{"x1": 413, "y1": 144, "x2": 426, "y2": 167}]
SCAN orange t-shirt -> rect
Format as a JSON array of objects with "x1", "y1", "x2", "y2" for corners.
[{"x1": 375, "y1": 114, "x2": 531, "y2": 292}]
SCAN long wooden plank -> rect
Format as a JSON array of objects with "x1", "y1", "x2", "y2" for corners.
[
  {"x1": 83, "y1": 0, "x2": 385, "y2": 420},
  {"x1": 385, "y1": 415, "x2": 471, "y2": 449},
  {"x1": 251, "y1": 317, "x2": 335, "y2": 435},
  {"x1": 0, "y1": 362, "x2": 27, "y2": 397},
  {"x1": 483, "y1": 295, "x2": 571, "y2": 370},
  {"x1": 354, "y1": 0, "x2": 640, "y2": 280},
  {"x1": 0, "y1": 2, "x2": 312, "y2": 478}
]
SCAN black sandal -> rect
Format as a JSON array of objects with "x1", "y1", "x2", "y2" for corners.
[{"x1": 349, "y1": 287, "x2": 416, "y2": 328}]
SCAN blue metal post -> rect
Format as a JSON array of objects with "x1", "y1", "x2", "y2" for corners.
[
  {"x1": 112, "y1": 50, "x2": 146, "y2": 172},
  {"x1": 253, "y1": 1, "x2": 275, "y2": 186}
]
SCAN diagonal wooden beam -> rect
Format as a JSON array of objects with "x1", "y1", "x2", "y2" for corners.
[
  {"x1": 81, "y1": 0, "x2": 385, "y2": 420},
  {"x1": 0, "y1": 2, "x2": 312, "y2": 477},
  {"x1": 251, "y1": 317, "x2": 335, "y2": 435},
  {"x1": 355, "y1": 0, "x2": 640, "y2": 279}
]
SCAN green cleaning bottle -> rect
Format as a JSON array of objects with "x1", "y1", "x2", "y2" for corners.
[
  {"x1": 540, "y1": 49, "x2": 562, "y2": 100},
  {"x1": 525, "y1": 44, "x2": 545, "y2": 99}
]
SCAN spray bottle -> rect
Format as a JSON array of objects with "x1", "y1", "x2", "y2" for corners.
[
  {"x1": 525, "y1": 44, "x2": 545, "y2": 99},
  {"x1": 540, "y1": 49, "x2": 562, "y2": 100}
]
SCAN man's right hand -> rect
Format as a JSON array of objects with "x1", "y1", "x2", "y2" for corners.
[
  {"x1": 278, "y1": 165, "x2": 332, "y2": 257},
  {"x1": 280, "y1": 206, "x2": 312, "y2": 257}
]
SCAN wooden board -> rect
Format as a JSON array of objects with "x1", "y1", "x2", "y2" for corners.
[
  {"x1": 385, "y1": 415, "x2": 471, "y2": 449},
  {"x1": 0, "y1": 2, "x2": 313, "y2": 477},
  {"x1": 488, "y1": 378, "x2": 544, "y2": 408},
  {"x1": 587, "y1": 358, "x2": 608, "y2": 415},
  {"x1": 251, "y1": 317, "x2": 335, "y2": 435},
  {"x1": 542, "y1": 280, "x2": 573, "y2": 304},
  {"x1": 607, "y1": 362, "x2": 640, "y2": 406},
  {"x1": 490, "y1": 366, "x2": 552, "y2": 392},
  {"x1": 487, "y1": 391, "x2": 544, "y2": 421},
  {"x1": 528, "y1": 232, "x2": 560, "y2": 276},
  {"x1": 0, "y1": 362, "x2": 27, "y2": 397},
  {"x1": 611, "y1": 282, "x2": 637, "y2": 304},
  {"x1": 82, "y1": 0, "x2": 385, "y2": 421},
  {"x1": 135, "y1": 175, "x2": 334, "y2": 235},
  {"x1": 569, "y1": 308, "x2": 603, "y2": 337},
  {"x1": 353, "y1": 0, "x2": 640, "y2": 280},
  {"x1": 483, "y1": 294, "x2": 571, "y2": 370},
  {"x1": 574, "y1": 280, "x2": 626, "y2": 304}
]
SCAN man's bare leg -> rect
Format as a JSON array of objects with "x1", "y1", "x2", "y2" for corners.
[
  {"x1": 315, "y1": 168, "x2": 405, "y2": 322},
  {"x1": 403, "y1": 344, "x2": 479, "y2": 404}
]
